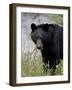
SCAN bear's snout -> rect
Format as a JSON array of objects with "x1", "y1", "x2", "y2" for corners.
[{"x1": 36, "y1": 39, "x2": 43, "y2": 50}]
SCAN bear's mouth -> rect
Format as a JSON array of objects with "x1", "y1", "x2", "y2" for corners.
[{"x1": 36, "y1": 46, "x2": 43, "y2": 50}]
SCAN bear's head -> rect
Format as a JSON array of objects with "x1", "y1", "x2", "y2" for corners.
[{"x1": 31, "y1": 23, "x2": 54, "y2": 50}]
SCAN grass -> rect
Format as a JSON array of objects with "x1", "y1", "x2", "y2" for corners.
[{"x1": 21, "y1": 50, "x2": 63, "y2": 77}]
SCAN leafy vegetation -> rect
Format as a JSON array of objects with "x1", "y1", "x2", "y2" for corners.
[{"x1": 48, "y1": 14, "x2": 63, "y2": 26}]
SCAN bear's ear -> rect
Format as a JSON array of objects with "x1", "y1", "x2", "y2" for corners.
[
  {"x1": 31, "y1": 23, "x2": 36, "y2": 31},
  {"x1": 43, "y1": 24, "x2": 49, "y2": 31},
  {"x1": 44, "y1": 24, "x2": 55, "y2": 32}
]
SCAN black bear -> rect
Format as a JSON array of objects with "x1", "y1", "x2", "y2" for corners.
[{"x1": 31, "y1": 23, "x2": 63, "y2": 74}]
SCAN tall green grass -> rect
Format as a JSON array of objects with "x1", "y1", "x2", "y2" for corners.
[{"x1": 21, "y1": 51, "x2": 63, "y2": 77}]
